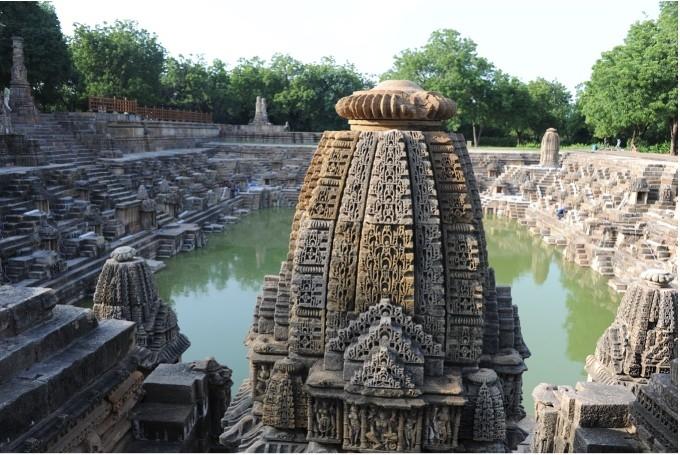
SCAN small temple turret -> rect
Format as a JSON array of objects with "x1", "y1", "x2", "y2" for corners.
[
  {"x1": 585, "y1": 269, "x2": 677, "y2": 387},
  {"x1": 93, "y1": 246, "x2": 190, "y2": 369},
  {"x1": 539, "y1": 128, "x2": 560, "y2": 168},
  {"x1": 250, "y1": 96, "x2": 272, "y2": 126},
  {"x1": 8, "y1": 36, "x2": 38, "y2": 121}
]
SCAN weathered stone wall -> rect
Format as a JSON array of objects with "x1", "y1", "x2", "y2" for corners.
[
  {"x1": 52, "y1": 112, "x2": 222, "y2": 154},
  {"x1": 468, "y1": 150, "x2": 541, "y2": 191},
  {"x1": 479, "y1": 151, "x2": 677, "y2": 293}
]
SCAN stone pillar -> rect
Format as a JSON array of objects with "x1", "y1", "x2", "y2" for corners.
[
  {"x1": 9, "y1": 37, "x2": 38, "y2": 121},
  {"x1": 539, "y1": 128, "x2": 560, "y2": 168},
  {"x1": 192, "y1": 358, "x2": 233, "y2": 443}
]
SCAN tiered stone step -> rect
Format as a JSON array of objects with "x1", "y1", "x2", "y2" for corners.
[
  {"x1": 0, "y1": 285, "x2": 135, "y2": 449},
  {"x1": 12, "y1": 113, "x2": 98, "y2": 166}
]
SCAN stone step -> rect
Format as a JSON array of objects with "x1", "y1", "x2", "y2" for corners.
[
  {"x1": 0, "y1": 305, "x2": 98, "y2": 381},
  {"x1": 0, "y1": 318, "x2": 135, "y2": 443},
  {"x1": 0, "y1": 286, "x2": 56, "y2": 338}
]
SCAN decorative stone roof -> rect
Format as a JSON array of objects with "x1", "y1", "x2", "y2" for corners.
[
  {"x1": 225, "y1": 80, "x2": 530, "y2": 452},
  {"x1": 586, "y1": 269, "x2": 677, "y2": 386},
  {"x1": 93, "y1": 246, "x2": 190, "y2": 369},
  {"x1": 335, "y1": 80, "x2": 456, "y2": 130}
]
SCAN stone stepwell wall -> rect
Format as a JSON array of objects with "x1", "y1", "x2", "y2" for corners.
[{"x1": 477, "y1": 151, "x2": 678, "y2": 293}]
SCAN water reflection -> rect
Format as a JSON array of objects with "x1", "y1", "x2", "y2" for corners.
[
  {"x1": 81, "y1": 210, "x2": 619, "y2": 411},
  {"x1": 154, "y1": 208, "x2": 294, "y2": 387},
  {"x1": 484, "y1": 216, "x2": 618, "y2": 410}
]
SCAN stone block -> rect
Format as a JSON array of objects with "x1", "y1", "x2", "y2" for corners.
[
  {"x1": 143, "y1": 362, "x2": 207, "y2": 405},
  {"x1": 132, "y1": 402, "x2": 196, "y2": 442},
  {"x1": 573, "y1": 382, "x2": 635, "y2": 428},
  {"x1": 572, "y1": 427, "x2": 640, "y2": 452},
  {"x1": 0, "y1": 286, "x2": 56, "y2": 337}
]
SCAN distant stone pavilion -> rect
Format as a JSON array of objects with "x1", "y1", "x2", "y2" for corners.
[{"x1": 221, "y1": 80, "x2": 531, "y2": 452}]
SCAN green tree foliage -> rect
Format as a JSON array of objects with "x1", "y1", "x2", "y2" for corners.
[
  {"x1": 70, "y1": 20, "x2": 166, "y2": 105},
  {"x1": 580, "y1": 1, "x2": 678, "y2": 153},
  {"x1": 161, "y1": 55, "x2": 212, "y2": 111},
  {"x1": 222, "y1": 56, "x2": 289, "y2": 124},
  {"x1": 527, "y1": 78, "x2": 572, "y2": 136},
  {"x1": 383, "y1": 29, "x2": 497, "y2": 146},
  {"x1": 0, "y1": 2, "x2": 73, "y2": 109},
  {"x1": 274, "y1": 57, "x2": 368, "y2": 131},
  {"x1": 382, "y1": 29, "x2": 582, "y2": 146}
]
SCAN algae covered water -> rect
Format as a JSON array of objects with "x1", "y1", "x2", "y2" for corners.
[{"x1": 153, "y1": 209, "x2": 618, "y2": 410}]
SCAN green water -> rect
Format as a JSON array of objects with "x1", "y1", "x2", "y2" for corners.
[
  {"x1": 150, "y1": 210, "x2": 618, "y2": 409},
  {"x1": 484, "y1": 216, "x2": 618, "y2": 410},
  {"x1": 154, "y1": 208, "x2": 293, "y2": 388}
]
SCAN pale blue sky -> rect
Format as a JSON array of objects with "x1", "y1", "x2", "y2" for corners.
[{"x1": 51, "y1": 0, "x2": 661, "y2": 94}]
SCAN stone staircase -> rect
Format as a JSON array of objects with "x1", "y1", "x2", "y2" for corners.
[
  {"x1": 0, "y1": 286, "x2": 136, "y2": 451},
  {"x1": 12, "y1": 113, "x2": 98, "y2": 166}
]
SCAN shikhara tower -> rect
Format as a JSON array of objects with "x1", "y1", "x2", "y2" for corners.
[{"x1": 222, "y1": 80, "x2": 530, "y2": 452}]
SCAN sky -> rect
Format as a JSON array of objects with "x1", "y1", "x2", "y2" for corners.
[{"x1": 51, "y1": 0, "x2": 661, "y2": 94}]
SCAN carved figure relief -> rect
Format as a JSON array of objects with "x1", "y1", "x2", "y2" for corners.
[{"x1": 308, "y1": 398, "x2": 342, "y2": 443}]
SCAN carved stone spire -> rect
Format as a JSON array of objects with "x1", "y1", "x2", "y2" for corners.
[
  {"x1": 8, "y1": 36, "x2": 38, "y2": 120},
  {"x1": 539, "y1": 128, "x2": 560, "y2": 167},
  {"x1": 250, "y1": 96, "x2": 271, "y2": 125},
  {"x1": 93, "y1": 246, "x2": 190, "y2": 369},
  {"x1": 586, "y1": 269, "x2": 677, "y2": 387},
  {"x1": 223, "y1": 80, "x2": 529, "y2": 452}
]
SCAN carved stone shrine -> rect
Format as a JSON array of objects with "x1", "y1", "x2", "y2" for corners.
[
  {"x1": 538, "y1": 128, "x2": 560, "y2": 168},
  {"x1": 585, "y1": 269, "x2": 677, "y2": 388},
  {"x1": 220, "y1": 80, "x2": 531, "y2": 452},
  {"x1": 93, "y1": 246, "x2": 191, "y2": 370}
]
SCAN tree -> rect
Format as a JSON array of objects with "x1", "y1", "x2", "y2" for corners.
[
  {"x1": 222, "y1": 56, "x2": 289, "y2": 124},
  {"x1": 490, "y1": 72, "x2": 533, "y2": 145},
  {"x1": 0, "y1": 2, "x2": 73, "y2": 109},
  {"x1": 161, "y1": 55, "x2": 212, "y2": 111},
  {"x1": 69, "y1": 20, "x2": 166, "y2": 105},
  {"x1": 274, "y1": 57, "x2": 368, "y2": 131},
  {"x1": 580, "y1": 2, "x2": 678, "y2": 153},
  {"x1": 383, "y1": 29, "x2": 497, "y2": 146},
  {"x1": 527, "y1": 78, "x2": 573, "y2": 140}
]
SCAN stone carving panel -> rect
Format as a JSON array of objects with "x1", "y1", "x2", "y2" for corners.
[
  {"x1": 327, "y1": 221, "x2": 362, "y2": 313},
  {"x1": 355, "y1": 224, "x2": 414, "y2": 313},
  {"x1": 307, "y1": 397, "x2": 342, "y2": 444},
  {"x1": 252, "y1": 362, "x2": 273, "y2": 402},
  {"x1": 342, "y1": 404, "x2": 423, "y2": 452},
  {"x1": 424, "y1": 405, "x2": 461, "y2": 451},
  {"x1": 364, "y1": 130, "x2": 413, "y2": 225}
]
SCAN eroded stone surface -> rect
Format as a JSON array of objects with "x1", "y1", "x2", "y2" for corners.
[{"x1": 220, "y1": 81, "x2": 530, "y2": 452}]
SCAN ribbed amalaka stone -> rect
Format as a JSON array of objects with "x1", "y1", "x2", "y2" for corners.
[
  {"x1": 223, "y1": 81, "x2": 530, "y2": 452},
  {"x1": 93, "y1": 246, "x2": 190, "y2": 369},
  {"x1": 539, "y1": 128, "x2": 560, "y2": 168},
  {"x1": 586, "y1": 269, "x2": 677, "y2": 387}
]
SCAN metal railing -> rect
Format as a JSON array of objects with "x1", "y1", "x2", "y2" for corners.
[{"x1": 88, "y1": 96, "x2": 212, "y2": 123}]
